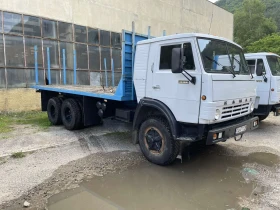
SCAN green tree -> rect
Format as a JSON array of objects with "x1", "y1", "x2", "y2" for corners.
[
  {"x1": 216, "y1": 0, "x2": 243, "y2": 13},
  {"x1": 247, "y1": 33, "x2": 280, "y2": 54},
  {"x1": 234, "y1": 0, "x2": 277, "y2": 49},
  {"x1": 216, "y1": 0, "x2": 280, "y2": 31}
]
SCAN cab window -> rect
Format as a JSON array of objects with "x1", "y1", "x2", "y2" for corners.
[
  {"x1": 159, "y1": 43, "x2": 195, "y2": 70},
  {"x1": 246, "y1": 59, "x2": 256, "y2": 74}
]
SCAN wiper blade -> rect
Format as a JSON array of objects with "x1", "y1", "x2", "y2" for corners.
[{"x1": 204, "y1": 55, "x2": 236, "y2": 78}]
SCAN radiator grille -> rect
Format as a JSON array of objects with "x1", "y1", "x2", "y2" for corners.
[{"x1": 221, "y1": 103, "x2": 250, "y2": 119}]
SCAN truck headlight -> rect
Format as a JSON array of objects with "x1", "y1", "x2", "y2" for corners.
[
  {"x1": 215, "y1": 109, "x2": 221, "y2": 120},
  {"x1": 250, "y1": 103, "x2": 254, "y2": 112}
]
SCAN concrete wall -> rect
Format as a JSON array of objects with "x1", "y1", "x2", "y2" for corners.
[
  {"x1": 0, "y1": 0, "x2": 233, "y2": 39},
  {"x1": 0, "y1": 89, "x2": 40, "y2": 112},
  {"x1": 0, "y1": 0, "x2": 233, "y2": 112}
]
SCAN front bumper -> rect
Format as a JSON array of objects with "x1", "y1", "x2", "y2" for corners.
[{"x1": 206, "y1": 116, "x2": 259, "y2": 145}]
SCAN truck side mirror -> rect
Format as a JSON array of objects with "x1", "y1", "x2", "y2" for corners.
[
  {"x1": 171, "y1": 48, "x2": 183, "y2": 73},
  {"x1": 256, "y1": 64, "x2": 264, "y2": 76}
]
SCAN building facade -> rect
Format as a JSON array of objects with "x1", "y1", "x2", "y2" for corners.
[{"x1": 0, "y1": 0, "x2": 233, "y2": 112}]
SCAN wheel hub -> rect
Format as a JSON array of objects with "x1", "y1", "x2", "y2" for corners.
[
  {"x1": 50, "y1": 105, "x2": 56, "y2": 118},
  {"x1": 145, "y1": 128, "x2": 163, "y2": 152},
  {"x1": 64, "y1": 108, "x2": 72, "y2": 122}
]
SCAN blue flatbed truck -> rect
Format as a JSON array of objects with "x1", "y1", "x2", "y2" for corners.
[
  {"x1": 32, "y1": 26, "x2": 259, "y2": 165},
  {"x1": 33, "y1": 29, "x2": 146, "y2": 128}
]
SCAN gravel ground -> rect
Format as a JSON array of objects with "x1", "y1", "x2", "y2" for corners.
[
  {"x1": 0, "y1": 114, "x2": 280, "y2": 209},
  {"x1": 224, "y1": 113, "x2": 280, "y2": 210},
  {"x1": 0, "y1": 119, "x2": 139, "y2": 207}
]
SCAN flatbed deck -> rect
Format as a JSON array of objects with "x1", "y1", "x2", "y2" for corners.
[{"x1": 32, "y1": 85, "x2": 128, "y2": 101}]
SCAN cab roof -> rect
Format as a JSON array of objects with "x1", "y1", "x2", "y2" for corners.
[
  {"x1": 245, "y1": 52, "x2": 280, "y2": 57},
  {"x1": 137, "y1": 33, "x2": 242, "y2": 48}
]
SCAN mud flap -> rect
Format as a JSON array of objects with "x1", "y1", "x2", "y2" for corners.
[{"x1": 274, "y1": 107, "x2": 280, "y2": 116}]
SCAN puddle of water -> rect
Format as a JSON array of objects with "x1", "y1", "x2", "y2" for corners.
[{"x1": 48, "y1": 146, "x2": 279, "y2": 210}]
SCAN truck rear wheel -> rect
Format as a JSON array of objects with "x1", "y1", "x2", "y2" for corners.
[
  {"x1": 47, "y1": 97, "x2": 62, "y2": 125},
  {"x1": 61, "y1": 98, "x2": 82, "y2": 130},
  {"x1": 138, "y1": 117, "x2": 180, "y2": 166}
]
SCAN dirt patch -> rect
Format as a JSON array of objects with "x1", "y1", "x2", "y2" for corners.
[{"x1": 0, "y1": 151, "x2": 144, "y2": 210}]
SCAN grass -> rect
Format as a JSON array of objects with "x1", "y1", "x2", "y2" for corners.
[
  {"x1": 11, "y1": 151, "x2": 26, "y2": 158},
  {"x1": 0, "y1": 111, "x2": 51, "y2": 134}
]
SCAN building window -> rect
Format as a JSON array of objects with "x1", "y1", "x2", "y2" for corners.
[
  {"x1": 0, "y1": 11, "x2": 2, "y2": 33},
  {"x1": 0, "y1": 68, "x2": 5, "y2": 88},
  {"x1": 101, "y1": 47, "x2": 111, "y2": 70},
  {"x1": 88, "y1": 28, "x2": 99, "y2": 45},
  {"x1": 112, "y1": 48, "x2": 121, "y2": 70},
  {"x1": 25, "y1": 37, "x2": 43, "y2": 68},
  {"x1": 111, "y1": 32, "x2": 121, "y2": 48},
  {"x1": 0, "y1": 35, "x2": 4, "y2": 66},
  {"x1": 0, "y1": 11, "x2": 122, "y2": 88},
  {"x1": 100, "y1": 30, "x2": 110, "y2": 47},
  {"x1": 24, "y1": 16, "x2": 41, "y2": 37},
  {"x1": 75, "y1": 43, "x2": 88, "y2": 69},
  {"x1": 159, "y1": 44, "x2": 181, "y2": 70},
  {"x1": 60, "y1": 42, "x2": 73, "y2": 69},
  {"x1": 4, "y1": 12, "x2": 23, "y2": 34},
  {"x1": 88, "y1": 45, "x2": 100, "y2": 70},
  {"x1": 75, "y1": 25, "x2": 87, "y2": 43},
  {"x1": 59, "y1": 22, "x2": 73, "y2": 42},
  {"x1": 5, "y1": 35, "x2": 24, "y2": 67},
  {"x1": 43, "y1": 19, "x2": 57, "y2": 39},
  {"x1": 7, "y1": 69, "x2": 26, "y2": 88},
  {"x1": 43, "y1": 40, "x2": 59, "y2": 68}
]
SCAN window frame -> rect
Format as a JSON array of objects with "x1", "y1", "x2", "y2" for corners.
[{"x1": 159, "y1": 42, "x2": 196, "y2": 71}]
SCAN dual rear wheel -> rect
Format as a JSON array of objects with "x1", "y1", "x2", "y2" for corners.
[
  {"x1": 47, "y1": 97, "x2": 82, "y2": 130},
  {"x1": 47, "y1": 98, "x2": 180, "y2": 165}
]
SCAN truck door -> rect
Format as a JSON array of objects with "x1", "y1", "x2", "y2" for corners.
[
  {"x1": 250, "y1": 58, "x2": 271, "y2": 104},
  {"x1": 147, "y1": 39, "x2": 201, "y2": 123}
]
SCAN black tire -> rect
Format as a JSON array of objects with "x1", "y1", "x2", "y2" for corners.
[
  {"x1": 258, "y1": 114, "x2": 269, "y2": 122},
  {"x1": 47, "y1": 97, "x2": 62, "y2": 125},
  {"x1": 61, "y1": 98, "x2": 82, "y2": 130},
  {"x1": 139, "y1": 117, "x2": 180, "y2": 166}
]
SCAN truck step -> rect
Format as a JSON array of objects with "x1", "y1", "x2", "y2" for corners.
[{"x1": 115, "y1": 109, "x2": 135, "y2": 123}]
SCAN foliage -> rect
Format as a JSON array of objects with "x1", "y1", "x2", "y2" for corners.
[
  {"x1": 247, "y1": 33, "x2": 280, "y2": 55},
  {"x1": 216, "y1": 0, "x2": 280, "y2": 30},
  {"x1": 216, "y1": 0, "x2": 243, "y2": 13},
  {"x1": 234, "y1": 0, "x2": 277, "y2": 49}
]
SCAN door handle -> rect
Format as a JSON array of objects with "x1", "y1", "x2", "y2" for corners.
[{"x1": 152, "y1": 85, "x2": 160, "y2": 89}]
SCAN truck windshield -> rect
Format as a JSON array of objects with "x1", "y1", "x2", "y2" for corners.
[
  {"x1": 267, "y1": 56, "x2": 280, "y2": 76},
  {"x1": 197, "y1": 38, "x2": 249, "y2": 75}
]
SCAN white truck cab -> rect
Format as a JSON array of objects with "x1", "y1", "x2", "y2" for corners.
[
  {"x1": 133, "y1": 33, "x2": 259, "y2": 165},
  {"x1": 245, "y1": 53, "x2": 280, "y2": 121}
]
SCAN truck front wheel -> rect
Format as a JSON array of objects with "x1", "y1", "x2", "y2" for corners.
[
  {"x1": 47, "y1": 97, "x2": 62, "y2": 125},
  {"x1": 138, "y1": 117, "x2": 180, "y2": 166},
  {"x1": 258, "y1": 114, "x2": 269, "y2": 121},
  {"x1": 61, "y1": 99, "x2": 82, "y2": 130}
]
